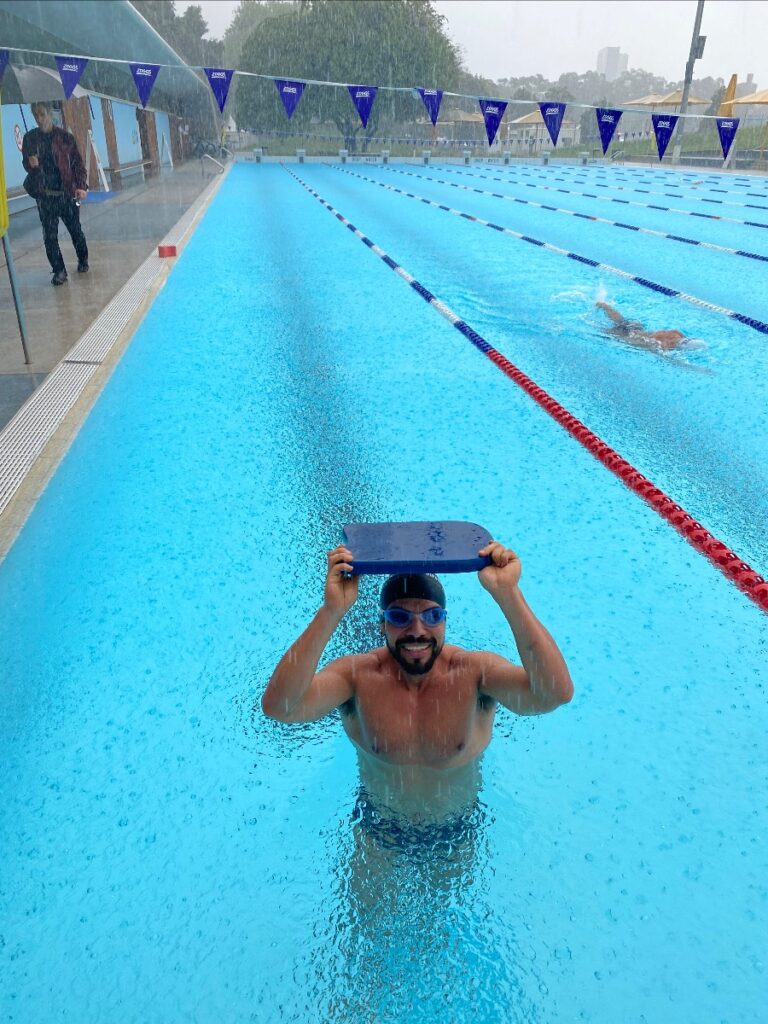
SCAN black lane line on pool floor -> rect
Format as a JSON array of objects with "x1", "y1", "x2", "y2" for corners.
[
  {"x1": 281, "y1": 164, "x2": 767, "y2": 613},
  {"x1": 375, "y1": 166, "x2": 768, "y2": 265},
  {"x1": 533, "y1": 166, "x2": 768, "y2": 199},
  {"x1": 411, "y1": 164, "x2": 768, "y2": 231},
  {"x1": 453, "y1": 162, "x2": 768, "y2": 212},
  {"x1": 333, "y1": 166, "x2": 768, "y2": 338}
]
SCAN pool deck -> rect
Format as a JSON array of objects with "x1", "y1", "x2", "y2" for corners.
[
  {"x1": 0, "y1": 161, "x2": 230, "y2": 561},
  {"x1": 0, "y1": 161, "x2": 218, "y2": 430}
]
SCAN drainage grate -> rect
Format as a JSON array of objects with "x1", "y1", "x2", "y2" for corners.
[{"x1": 0, "y1": 362, "x2": 100, "y2": 515}]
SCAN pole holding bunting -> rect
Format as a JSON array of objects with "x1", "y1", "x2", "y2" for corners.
[
  {"x1": 348, "y1": 85, "x2": 377, "y2": 128},
  {"x1": 204, "y1": 67, "x2": 235, "y2": 113},
  {"x1": 55, "y1": 55, "x2": 89, "y2": 99},
  {"x1": 651, "y1": 113, "x2": 679, "y2": 160},
  {"x1": 478, "y1": 99, "x2": 507, "y2": 145},
  {"x1": 129, "y1": 63, "x2": 160, "y2": 108},
  {"x1": 274, "y1": 79, "x2": 306, "y2": 119}
]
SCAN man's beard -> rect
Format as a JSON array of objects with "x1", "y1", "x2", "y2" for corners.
[{"x1": 386, "y1": 636, "x2": 442, "y2": 676}]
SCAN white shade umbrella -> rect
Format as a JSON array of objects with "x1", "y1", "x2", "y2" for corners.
[{"x1": 0, "y1": 64, "x2": 87, "y2": 105}]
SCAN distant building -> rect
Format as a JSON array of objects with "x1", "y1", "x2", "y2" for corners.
[
  {"x1": 735, "y1": 73, "x2": 758, "y2": 98},
  {"x1": 597, "y1": 47, "x2": 629, "y2": 82}
]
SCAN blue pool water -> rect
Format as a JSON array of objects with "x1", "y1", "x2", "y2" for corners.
[{"x1": 1, "y1": 162, "x2": 766, "y2": 1023}]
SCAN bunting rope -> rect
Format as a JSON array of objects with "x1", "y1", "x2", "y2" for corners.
[
  {"x1": 395, "y1": 164, "x2": 768, "y2": 230},
  {"x1": 333, "y1": 165, "x2": 768, "y2": 336},
  {"x1": 373, "y1": 166, "x2": 768, "y2": 263},
  {"x1": 281, "y1": 164, "x2": 768, "y2": 613},
  {"x1": 0, "y1": 43, "x2": 747, "y2": 156}
]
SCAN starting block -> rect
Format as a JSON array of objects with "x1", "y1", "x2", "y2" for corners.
[{"x1": 342, "y1": 521, "x2": 492, "y2": 575}]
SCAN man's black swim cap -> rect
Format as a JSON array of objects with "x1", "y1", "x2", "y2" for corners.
[{"x1": 379, "y1": 573, "x2": 446, "y2": 609}]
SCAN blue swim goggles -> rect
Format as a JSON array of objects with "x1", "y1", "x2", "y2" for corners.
[{"x1": 381, "y1": 607, "x2": 447, "y2": 628}]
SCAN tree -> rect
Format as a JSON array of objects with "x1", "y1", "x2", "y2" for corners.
[
  {"x1": 130, "y1": 0, "x2": 223, "y2": 65},
  {"x1": 236, "y1": 0, "x2": 463, "y2": 149},
  {"x1": 223, "y1": 0, "x2": 299, "y2": 69}
]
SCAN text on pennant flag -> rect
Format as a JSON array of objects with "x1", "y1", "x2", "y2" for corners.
[
  {"x1": 651, "y1": 113, "x2": 679, "y2": 160},
  {"x1": 478, "y1": 99, "x2": 508, "y2": 146},
  {"x1": 274, "y1": 79, "x2": 306, "y2": 119},
  {"x1": 416, "y1": 88, "x2": 444, "y2": 126},
  {"x1": 595, "y1": 108, "x2": 623, "y2": 155},
  {"x1": 204, "y1": 67, "x2": 235, "y2": 113},
  {"x1": 715, "y1": 117, "x2": 740, "y2": 160},
  {"x1": 539, "y1": 102, "x2": 567, "y2": 146},
  {"x1": 55, "y1": 55, "x2": 89, "y2": 99},
  {"x1": 129, "y1": 63, "x2": 160, "y2": 108},
  {"x1": 348, "y1": 85, "x2": 378, "y2": 128}
]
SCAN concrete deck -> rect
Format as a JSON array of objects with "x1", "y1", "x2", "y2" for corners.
[{"x1": 0, "y1": 161, "x2": 217, "y2": 429}]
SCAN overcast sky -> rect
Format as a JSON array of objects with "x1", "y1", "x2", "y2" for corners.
[{"x1": 177, "y1": 0, "x2": 766, "y2": 87}]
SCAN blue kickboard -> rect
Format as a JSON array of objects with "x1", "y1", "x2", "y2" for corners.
[{"x1": 342, "y1": 521, "x2": 493, "y2": 575}]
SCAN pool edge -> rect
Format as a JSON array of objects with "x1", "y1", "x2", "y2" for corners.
[{"x1": 0, "y1": 165, "x2": 232, "y2": 565}]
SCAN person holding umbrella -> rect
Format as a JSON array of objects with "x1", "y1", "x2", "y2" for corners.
[{"x1": 21, "y1": 102, "x2": 89, "y2": 285}]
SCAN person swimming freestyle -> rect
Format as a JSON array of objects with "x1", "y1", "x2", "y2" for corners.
[
  {"x1": 596, "y1": 300, "x2": 691, "y2": 351},
  {"x1": 261, "y1": 541, "x2": 573, "y2": 779}
]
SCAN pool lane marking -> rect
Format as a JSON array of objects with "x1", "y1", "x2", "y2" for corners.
[
  {"x1": 442, "y1": 163, "x2": 768, "y2": 212},
  {"x1": 400, "y1": 164, "x2": 768, "y2": 231},
  {"x1": 349, "y1": 167, "x2": 768, "y2": 265},
  {"x1": 334, "y1": 166, "x2": 768, "y2": 338},
  {"x1": 282, "y1": 165, "x2": 768, "y2": 613},
  {"x1": 544, "y1": 166, "x2": 768, "y2": 197},
  {"x1": 511, "y1": 165, "x2": 768, "y2": 202}
]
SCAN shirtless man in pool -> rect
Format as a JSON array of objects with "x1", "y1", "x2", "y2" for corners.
[{"x1": 262, "y1": 541, "x2": 573, "y2": 818}]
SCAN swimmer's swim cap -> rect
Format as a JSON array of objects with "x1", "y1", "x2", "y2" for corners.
[{"x1": 380, "y1": 573, "x2": 446, "y2": 609}]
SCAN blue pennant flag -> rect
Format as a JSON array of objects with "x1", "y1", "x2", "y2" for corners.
[
  {"x1": 0, "y1": 49, "x2": 8, "y2": 86},
  {"x1": 595, "y1": 108, "x2": 623, "y2": 154},
  {"x1": 651, "y1": 113, "x2": 679, "y2": 159},
  {"x1": 478, "y1": 99, "x2": 507, "y2": 145},
  {"x1": 348, "y1": 85, "x2": 377, "y2": 128},
  {"x1": 204, "y1": 67, "x2": 235, "y2": 113},
  {"x1": 55, "y1": 55, "x2": 88, "y2": 99},
  {"x1": 129, "y1": 63, "x2": 160, "y2": 108},
  {"x1": 539, "y1": 102, "x2": 567, "y2": 146},
  {"x1": 716, "y1": 117, "x2": 740, "y2": 159},
  {"x1": 416, "y1": 88, "x2": 443, "y2": 126},
  {"x1": 274, "y1": 79, "x2": 306, "y2": 119}
]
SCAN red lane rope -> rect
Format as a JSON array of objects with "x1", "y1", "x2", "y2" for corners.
[{"x1": 483, "y1": 347, "x2": 768, "y2": 612}]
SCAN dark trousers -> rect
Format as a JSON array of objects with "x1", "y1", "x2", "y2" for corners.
[{"x1": 36, "y1": 195, "x2": 88, "y2": 274}]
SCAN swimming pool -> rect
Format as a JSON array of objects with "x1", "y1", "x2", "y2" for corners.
[{"x1": 1, "y1": 161, "x2": 766, "y2": 1023}]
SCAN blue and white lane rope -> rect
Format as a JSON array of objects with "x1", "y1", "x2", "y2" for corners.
[
  {"x1": 373, "y1": 166, "x2": 768, "y2": 264},
  {"x1": 401, "y1": 164, "x2": 768, "y2": 230},
  {"x1": 450, "y1": 162, "x2": 768, "y2": 212},
  {"x1": 332, "y1": 166, "x2": 768, "y2": 337},
  {"x1": 280, "y1": 164, "x2": 768, "y2": 613}
]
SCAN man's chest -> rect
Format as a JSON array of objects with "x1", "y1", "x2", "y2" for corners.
[{"x1": 352, "y1": 673, "x2": 485, "y2": 763}]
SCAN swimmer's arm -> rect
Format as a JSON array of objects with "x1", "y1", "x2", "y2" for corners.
[
  {"x1": 261, "y1": 610, "x2": 356, "y2": 723},
  {"x1": 262, "y1": 546, "x2": 358, "y2": 723},
  {"x1": 596, "y1": 301, "x2": 625, "y2": 325},
  {"x1": 477, "y1": 589, "x2": 573, "y2": 715}
]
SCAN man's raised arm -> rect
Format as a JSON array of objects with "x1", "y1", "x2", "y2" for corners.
[
  {"x1": 476, "y1": 542, "x2": 574, "y2": 715},
  {"x1": 261, "y1": 546, "x2": 358, "y2": 723}
]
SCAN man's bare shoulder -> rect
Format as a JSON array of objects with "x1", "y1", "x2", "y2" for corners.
[{"x1": 323, "y1": 648, "x2": 385, "y2": 682}]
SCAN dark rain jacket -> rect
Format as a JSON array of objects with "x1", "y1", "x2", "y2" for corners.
[{"x1": 21, "y1": 126, "x2": 88, "y2": 198}]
